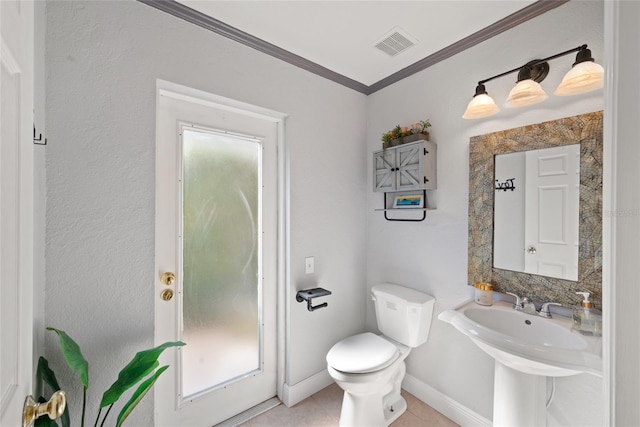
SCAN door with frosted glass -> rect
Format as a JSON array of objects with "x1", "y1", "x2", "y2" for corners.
[{"x1": 155, "y1": 89, "x2": 278, "y2": 426}]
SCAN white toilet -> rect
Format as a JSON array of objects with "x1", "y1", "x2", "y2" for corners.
[{"x1": 326, "y1": 283, "x2": 435, "y2": 427}]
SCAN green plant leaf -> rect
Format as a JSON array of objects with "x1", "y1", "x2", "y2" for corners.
[
  {"x1": 115, "y1": 365, "x2": 169, "y2": 427},
  {"x1": 100, "y1": 341, "x2": 184, "y2": 408},
  {"x1": 36, "y1": 357, "x2": 70, "y2": 427},
  {"x1": 34, "y1": 418, "x2": 58, "y2": 427},
  {"x1": 37, "y1": 357, "x2": 62, "y2": 394},
  {"x1": 47, "y1": 327, "x2": 89, "y2": 389}
]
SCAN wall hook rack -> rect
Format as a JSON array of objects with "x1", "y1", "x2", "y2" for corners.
[
  {"x1": 33, "y1": 125, "x2": 47, "y2": 146},
  {"x1": 296, "y1": 287, "x2": 332, "y2": 312}
]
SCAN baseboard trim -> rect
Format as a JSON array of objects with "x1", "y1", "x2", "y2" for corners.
[
  {"x1": 282, "y1": 370, "x2": 333, "y2": 407},
  {"x1": 282, "y1": 370, "x2": 491, "y2": 425},
  {"x1": 215, "y1": 397, "x2": 281, "y2": 427},
  {"x1": 402, "y1": 374, "x2": 491, "y2": 426}
]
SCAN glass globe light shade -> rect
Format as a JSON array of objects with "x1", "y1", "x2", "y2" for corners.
[
  {"x1": 554, "y1": 61, "x2": 604, "y2": 96},
  {"x1": 462, "y1": 93, "x2": 499, "y2": 119},
  {"x1": 505, "y1": 79, "x2": 548, "y2": 108}
]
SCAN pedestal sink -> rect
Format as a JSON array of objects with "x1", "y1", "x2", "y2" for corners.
[{"x1": 439, "y1": 301, "x2": 602, "y2": 426}]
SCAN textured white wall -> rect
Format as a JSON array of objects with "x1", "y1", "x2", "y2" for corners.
[
  {"x1": 44, "y1": 1, "x2": 366, "y2": 424},
  {"x1": 33, "y1": 0, "x2": 47, "y2": 366},
  {"x1": 365, "y1": 1, "x2": 604, "y2": 422}
]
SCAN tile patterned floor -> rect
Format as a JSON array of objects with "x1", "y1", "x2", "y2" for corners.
[{"x1": 239, "y1": 383, "x2": 459, "y2": 426}]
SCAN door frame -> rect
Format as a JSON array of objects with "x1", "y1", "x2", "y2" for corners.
[{"x1": 153, "y1": 79, "x2": 288, "y2": 418}]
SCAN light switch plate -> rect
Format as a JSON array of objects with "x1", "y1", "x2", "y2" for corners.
[{"x1": 305, "y1": 257, "x2": 315, "y2": 274}]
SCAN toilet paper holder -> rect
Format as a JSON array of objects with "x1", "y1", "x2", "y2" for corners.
[{"x1": 296, "y1": 288, "x2": 332, "y2": 312}]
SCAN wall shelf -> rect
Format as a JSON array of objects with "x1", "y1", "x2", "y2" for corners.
[
  {"x1": 374, "y1": 208, "x2": 436, "y2": 212},
  {"x1": 380, "y1": 189, "x2": 435, "y2": 222},
  {"x1": 372, "y1": 139, "x2": 437, "y2": 222}
]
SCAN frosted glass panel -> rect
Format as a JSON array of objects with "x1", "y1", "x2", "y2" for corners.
[{"x1": 181, "y1": 128, "x2": 261, "y2": 398}]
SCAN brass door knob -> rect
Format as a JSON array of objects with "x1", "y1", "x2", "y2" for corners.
[
  {"x1": 161, "y1": 272, "x2": 175, "y2": 286},
  {"x1": 23, "y1": 390, "x2": 66, "y2": 427},
  {"x1": 160, "y1": 289, "x2": 174, "y2": 301}
]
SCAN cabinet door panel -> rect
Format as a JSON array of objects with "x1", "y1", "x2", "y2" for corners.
[
  {"x1": 396, "y1": 144, "x2": 422, "y2": 191},
  {"x1": 372, "y1": 139, "x2": 436, "y2": 193},
  {"x1": 373, "y1": 149, "x2": 396, "y2": 192}
]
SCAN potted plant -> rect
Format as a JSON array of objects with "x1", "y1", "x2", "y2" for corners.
[
  {"x1": 381, "y1": 119, "x2": 431, "y2": 149},
  {"x1": 35, "y1": 327, "x2": 185, "y2": 427}
]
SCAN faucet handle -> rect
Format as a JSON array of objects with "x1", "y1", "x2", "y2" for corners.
[
  {"x1": 539, "y1": 302, "x2": 562, "y2": 318},
  {"x1": 506, "y1": 292, "x2": 523, "y2": 310}
]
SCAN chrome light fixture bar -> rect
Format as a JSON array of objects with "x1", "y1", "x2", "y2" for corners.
[{"x1": 463, "y1": 44, "x2": 604, "y2": 120}]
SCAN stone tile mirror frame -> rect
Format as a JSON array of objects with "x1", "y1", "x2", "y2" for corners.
[{"x1": 468, "y1": 111, "x2": 603, "y2": 308}]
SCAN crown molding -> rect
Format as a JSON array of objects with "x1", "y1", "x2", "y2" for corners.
[
  {"x1": 138, "y1": 0, "x2": 369, "y2": 94},
  {"x1": 138, "y1": 0, "x2": 569, "y2": 95}
]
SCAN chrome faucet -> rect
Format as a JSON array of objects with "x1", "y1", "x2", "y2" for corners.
[
  {"x1": 506, "y1": 292, "x2": 561, "y2": 318},
  {"x1": 538, "y1": 302, "x2": 562, "y2": 318},
  {"x1": 506, "y1": 292, "x2": 524, "y2": 311}
]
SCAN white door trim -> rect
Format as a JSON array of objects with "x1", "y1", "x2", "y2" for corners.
[
  {"x1": 602, "y1": 1, "x2": 640, "y2": 424},
  {"x1": 602, "y1": 2, "x2": 616, "y2": 425},
  {"x1": 153, "y1": 79, "x2": 289, "y2": 411}
]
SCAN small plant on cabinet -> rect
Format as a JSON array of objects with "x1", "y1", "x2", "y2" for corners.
[{"x1": 381, "y1": 119, "x2": 431, "y2": 148}]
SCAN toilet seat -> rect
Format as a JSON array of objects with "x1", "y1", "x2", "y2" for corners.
[{"x1": 326, "y1": 332, "x2": 399, "y2": 374}]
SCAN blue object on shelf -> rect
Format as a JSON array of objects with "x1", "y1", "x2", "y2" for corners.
[{"x1": 296, "y1": 288, "x2": 332, "y2": 311}]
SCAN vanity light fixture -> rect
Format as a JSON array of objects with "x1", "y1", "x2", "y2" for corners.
[{"x1": 463, "y1": 44, "x2": 604, "y2": 119}]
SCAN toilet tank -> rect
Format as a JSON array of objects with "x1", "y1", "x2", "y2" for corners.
[{"x1": 372, "y1": 284, "x2": 435, "y2": 347}]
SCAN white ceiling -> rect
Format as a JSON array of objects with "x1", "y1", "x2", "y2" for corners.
[{"x1": 177, "y1": 1, "x2": 537, "y2": 87}]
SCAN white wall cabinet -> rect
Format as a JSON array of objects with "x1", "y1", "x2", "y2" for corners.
[{"x1": 373, "y1": 140, "x2": 437, "y2": 193}]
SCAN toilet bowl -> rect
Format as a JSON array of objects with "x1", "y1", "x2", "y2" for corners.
[{"x1": 326, "y1": 284, "x2": 435, "y2": 427}]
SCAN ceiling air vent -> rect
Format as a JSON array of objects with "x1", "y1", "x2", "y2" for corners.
[{"x1": 373, "y1": 27, "x2": 418, "y2": 57}]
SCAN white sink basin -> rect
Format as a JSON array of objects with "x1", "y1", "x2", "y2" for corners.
[{"x1": 439, "y1": 302, "x2": 602, "y2": 377}]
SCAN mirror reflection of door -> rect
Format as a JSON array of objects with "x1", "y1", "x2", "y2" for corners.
[
  {"x1": 493, "y1": 144, "x2": 580, "y2": 281},
  {"x1": 525, "y1": 145, "x2": 580, "y2": 280}
]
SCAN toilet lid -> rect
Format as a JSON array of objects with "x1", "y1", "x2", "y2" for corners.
[{"x1": 326, "y1": 332, "x2": 399, "y2": 374}]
